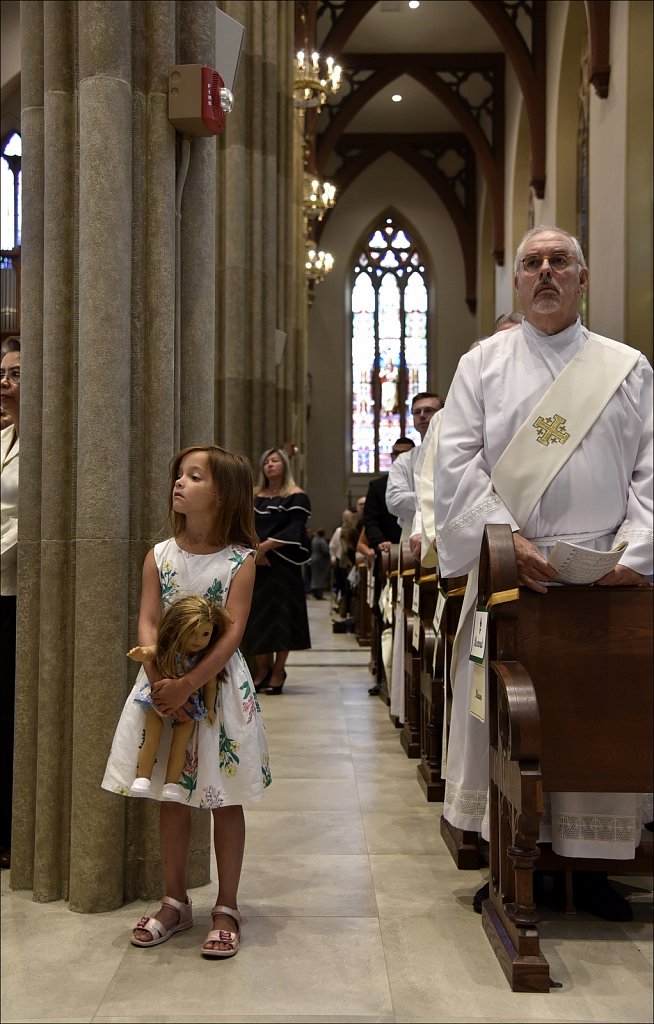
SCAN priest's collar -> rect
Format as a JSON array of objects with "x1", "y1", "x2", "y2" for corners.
[{"x1": 522, "y1": 316, "x2": 584, "y2": 348}]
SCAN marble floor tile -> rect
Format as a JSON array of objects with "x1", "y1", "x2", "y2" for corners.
[
  {"x1": 357, "y1": 778, "x2": 433, "y2": 812},
  {"x1": 264, "y1": 751, "x2": 356, "y2": 779},
  {"x1": 243, "y1": 809, "x2": 368, "y2": 855},
  {"x1": 96, "y1": 917, "x2": 393, "y2": 1020},
  {"x1": 239, "y1": 853, "x2": 377, "y2": 916},
  {"x1": 250, "y1": 777, "x2": 359, "y2": 811},
  {"x1": 362, "y1": 809, "x2": 443, "y2": 855}
]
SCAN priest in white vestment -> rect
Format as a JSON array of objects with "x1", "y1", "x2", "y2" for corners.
[
  {"x1": 386, "y1": 393, "x2": 443, "y2": 719},
  {"x1": 434, "y1": 226, "x2": 653, "y2": 920}
]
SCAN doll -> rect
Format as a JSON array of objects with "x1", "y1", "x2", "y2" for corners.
[{"x1": 128, "y1": 595, "x2": 232, "y2": 801}]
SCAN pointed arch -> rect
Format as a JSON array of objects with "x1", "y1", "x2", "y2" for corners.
[{"x1": 349, "y1": 210, "x2": 430, "y2": 473}]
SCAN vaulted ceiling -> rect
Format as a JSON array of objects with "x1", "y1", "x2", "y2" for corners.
[{"x1": 299, "y1": 0, "x2": 610, "y2": 309}]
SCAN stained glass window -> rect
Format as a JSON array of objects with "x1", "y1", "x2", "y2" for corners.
[
  {"x1": 1, "y1": 133, "x2": 21, "y2": 251},
  {"x1": 1, "y1": 133, "x2": 21, "y2": 337},
  {"x1": 351, "y1": 216, "x2": 428, "y2": 473}
]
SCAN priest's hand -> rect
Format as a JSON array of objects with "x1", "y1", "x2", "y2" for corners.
[
  {"x1": 512, "y1": 532, "x2": 558, "y2": 593},
  {"x1": 595, "y1": 564, "x2": 644, "y2": 586}
]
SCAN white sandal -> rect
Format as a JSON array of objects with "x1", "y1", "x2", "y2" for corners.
[
  {"x1": 130, "y1": 895, "x2": 193, "y2": 947},
  {"x1": 202, "y1": 904, "x2": 242, "y2": 958}
]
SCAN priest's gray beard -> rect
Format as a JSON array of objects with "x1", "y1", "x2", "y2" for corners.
[{"x1": 532, "y1": 292, "x2": 562, "y2": 314}]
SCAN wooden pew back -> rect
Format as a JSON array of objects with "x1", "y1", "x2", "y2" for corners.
[{"x1": 479, "y1": 524, "x2": 653, "y2": 992}]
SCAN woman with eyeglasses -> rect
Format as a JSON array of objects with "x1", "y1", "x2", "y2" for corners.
[{"x1": 0, "y1": 336, "x2": 20, "y2": 870}]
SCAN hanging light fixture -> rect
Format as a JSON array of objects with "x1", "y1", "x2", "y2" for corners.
[
  {"x1": 293, "y1": 3, "x2": 341, "y2": 110},
  {"x1": 302, "y1": 172, "x2": 337, "y2": 220},
  {"x1": 304, "y1": 240, "x2": 334, "y2": 284},
  {"x1": 293, "y1": 49, "x2": 342, "y2": 109}
]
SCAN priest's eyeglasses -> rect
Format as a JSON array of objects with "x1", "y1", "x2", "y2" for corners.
[
  {"x1": 0, "y1": 368, "x2": 20, "y2": 383},
  {"x1": 519, "y1": 252, "x2": 577, "y2": 274}
]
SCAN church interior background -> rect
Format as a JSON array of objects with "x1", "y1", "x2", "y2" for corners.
[{"x1": 1, "y1": 1, "x2": 652, "y2": 1021}]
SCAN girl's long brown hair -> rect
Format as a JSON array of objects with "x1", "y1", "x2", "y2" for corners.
[{"x1": 168, "y1": 445, "x2": 258, "y2": 549}]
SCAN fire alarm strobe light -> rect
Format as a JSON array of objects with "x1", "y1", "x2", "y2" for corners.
[{"x1": 168, "y1": 64, "x2": 234, "y2": 137}]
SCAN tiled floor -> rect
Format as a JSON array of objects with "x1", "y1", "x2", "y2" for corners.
[{"x1": 2, "y1": 598, "x2": 652, "y2": 1023}]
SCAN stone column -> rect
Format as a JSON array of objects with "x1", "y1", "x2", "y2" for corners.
[
  {"x1": 12, "y1": 0, "x2": 45, "y2": 894},
  {"x1": 32, "y1": 0, "x2": 77, "y2": 903},
  {"x1": 217, "y1": 0, "x2": 287, "y2": 465},
  {"x1": 179, "y1": 0, "x2": 216, "y2": 448},
  {"x1": 13, "y1": 0, "x2": 214, "y2": 911},
  {"x1": 69, "y1": 0, "x2": 134, "y2": 912}
]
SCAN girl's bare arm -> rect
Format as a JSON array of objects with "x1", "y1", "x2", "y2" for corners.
[{"x1": 137, "y1": 550, "x2": 163, "y2": 685}]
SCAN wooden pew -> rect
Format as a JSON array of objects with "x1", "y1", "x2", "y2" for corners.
[
  {"x1": 371, "y1": 545, "x2": 399, "y2": 704},
  {"x1": 477, "y1": 524, "x2": 653, "y2": 992},
  {"x1": 436, "y1": 572, "x2": 486, "y2": 869},
  {"x1": 352, "y1": 561, "x2": 372, "y2": 648},
  {"x1": 401, "y1": 559, "x2": 438, "y2": 758},
  {"x1": 395, "y1": 541, "x2": 417, "y2": 733},
  {"x1": 417, "y1": 574, "x2": 466, "y2": 802}
]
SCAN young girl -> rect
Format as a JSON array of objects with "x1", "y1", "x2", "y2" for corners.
[{"x1": 102, "y1": 444, "x2": 271, "y2": 957}]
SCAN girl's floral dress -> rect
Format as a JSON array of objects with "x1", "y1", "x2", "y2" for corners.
[{"x1": 102, "y1": 539, "x2": 271, "y2": 807}]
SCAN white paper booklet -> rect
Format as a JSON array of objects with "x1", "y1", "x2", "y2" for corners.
[{"x1": 546, "y1": 539, "x2": 628, "y2": 585}]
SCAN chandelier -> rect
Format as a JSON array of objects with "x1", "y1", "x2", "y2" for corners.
[
  {"x1": 293, "y1": 50, "x2": 342, "y2": 109},
  {"x1": 304, "y1": 241, "x2": 334, "y2": 284},
  {"x1": 302, "y1": 172, "x2": 336, "y2": 220}
]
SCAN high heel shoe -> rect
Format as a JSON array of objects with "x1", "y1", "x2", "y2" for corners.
[
  {"x1": 264, "y1": 672, "x2": 287, "y2": 695},
  {"x1": 254, "y1": 670, "x2": 272, "y2": 693}
]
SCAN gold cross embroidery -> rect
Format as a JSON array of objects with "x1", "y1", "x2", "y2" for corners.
[{"x1": 533, "y1": 413, "x2": 570, "y2": 446}]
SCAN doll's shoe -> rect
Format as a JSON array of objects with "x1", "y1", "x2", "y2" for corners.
[
  {"x1": 130, "y1": 777, "x2": 152, "y2": 795},
  {"x1": 130, "y1": 895, "x2": 193, "y2": 947},
  {"x1": 202, "y1": 904, "x2": 242, "y2": 959},
  {"x1": 161, "y1": 783, "x2": 186, "y2": 802}
]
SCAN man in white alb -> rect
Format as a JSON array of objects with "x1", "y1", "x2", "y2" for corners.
[
  {"x1": 385, "y1": 392, "x2": 443, "y2": 719},
  {"x1": 434, "y1": 226, "x2": 653, "y2": 921}
]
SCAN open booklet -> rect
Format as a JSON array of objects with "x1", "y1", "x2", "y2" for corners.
[{"x1": 546, "y1": 539, "x2": 628, "y2": 585}]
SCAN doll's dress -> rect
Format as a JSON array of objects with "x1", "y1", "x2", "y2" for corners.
[
  {"x1": 101, "y1": 539, "x2": 271, "y2": 807},
  {"x1": 134, "y1": 651, "x2": 208, "y2": 720}
]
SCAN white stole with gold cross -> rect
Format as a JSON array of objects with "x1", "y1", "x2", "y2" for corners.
[{"x1": 491, "y1": 332, "x2": 640, "y2": 531}]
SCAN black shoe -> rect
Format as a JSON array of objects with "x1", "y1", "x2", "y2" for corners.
[
  {"x1": 264, "y1": 672, "x2": 287, "y2": 695},
  {"x1": 254, "y1": 670, "x2": 272, "y2": 693},
  {"x1": 572, "y1": 872, "x2": 633, "y2": 922},
  {"x1": 0, "y1": 848, "x2": 10, "y2": 870},
  {"x1": 368, "y1": 684, "x2": 381, "y2": 696},
  {"x1": 472, "y1": 881, "x2": 489, "y2": 913}
]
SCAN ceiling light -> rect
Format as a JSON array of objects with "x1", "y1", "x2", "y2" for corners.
[
  {"x1": 392, "y1": 94, "x2": 402, "y2": 103},
  {"x1": 409, "y1": 1, "x2": 420, "y2": 9}
]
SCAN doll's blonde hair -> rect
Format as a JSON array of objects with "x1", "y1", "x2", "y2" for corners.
[{"x1": 156, "y1": 595, "x2": 231, "y2": 680}]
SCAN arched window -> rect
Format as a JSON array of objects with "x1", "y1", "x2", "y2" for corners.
[
  {"x1": 351, "y1": 215, "x2": 428, "y2": 474},
  {"x1": 1, "y1": 132, "x2": 21, "y2": 338},
  {"x1": 1, "y1": 132, "x2": 21, "y2": 250}
]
